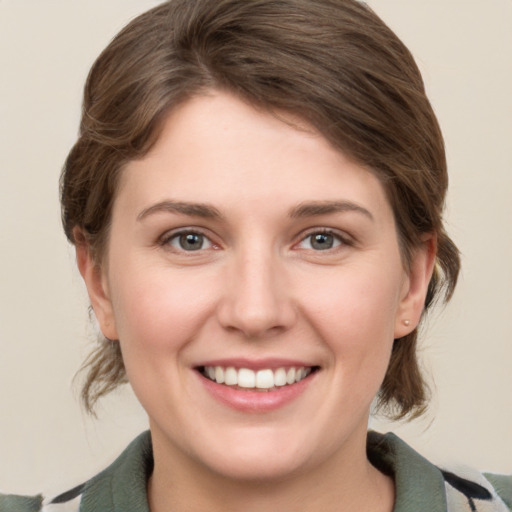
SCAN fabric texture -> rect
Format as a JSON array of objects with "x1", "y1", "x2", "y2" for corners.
[{"x1": 1, "y1": 431, "x2": 510, "y2": 511}]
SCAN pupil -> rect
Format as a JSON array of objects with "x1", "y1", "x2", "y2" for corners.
[
  {"x1": 311, "y1": 233, "x2": 333, "y2": 250},
  {"x1": 180, "y1": 233, "x2": 203, "y2": 251}
]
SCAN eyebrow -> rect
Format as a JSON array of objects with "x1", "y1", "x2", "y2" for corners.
[
  {"x1": 137, "y1": 199, "x2": 373, "y2": 222},
  {"x1": 289, "y1": 200, "x2": 374, "y2": 221},
  {"x1": 137, "y1": 200, "x2": 223, "y2": 221}
]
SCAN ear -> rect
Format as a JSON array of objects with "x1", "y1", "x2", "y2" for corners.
[
  {"x1": 394, "y1": 234, "x2": 437, "y2": 339},
  {"x1": 74, "y1": 228, "x2": 119, "y2": 341}
]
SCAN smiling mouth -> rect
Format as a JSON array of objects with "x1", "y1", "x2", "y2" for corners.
[{"x1": 198, "y1": 365, "x2": 319, "y2": 392}]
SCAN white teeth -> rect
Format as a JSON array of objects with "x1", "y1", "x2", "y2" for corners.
[
  {"x1": 215, "y1": 366, "x2": 225, "y2": 384},
  {"x1": 274, "y1": 368, "x2": 287, "y2": 387},
  {"x1": 203, "y1": 365, "x2": 313, "y2": 390},
  {"x1": 238, "y1": 368, "x2": 256, "y2": 388},
  {"x1": 224, "y1": 366, "x2": 238, "y2": 385},
  {"x1": 256, "y1": 369, "x2": 274, "y2": 389},
  {"x1": 286, "y1": 367, "x2": 296, "y2": 385}
]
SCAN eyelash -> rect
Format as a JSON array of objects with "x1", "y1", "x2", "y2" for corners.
[
  {"x1": 159, "y1": 229, "x2": 216, "y2": 253},
  {"x1": 295, "y1": 229, "x2": 352, "y2": 252},
  {"x1": 159, "y1": 227, "x2": 352, "y2": 254}
]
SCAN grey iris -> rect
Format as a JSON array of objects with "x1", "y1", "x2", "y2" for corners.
[
  {"x1": 180, "y1": 233, "x2": 204, "y2": 251},
  {"x1": 311, "y1": 233, "x2": 334, "y2": 250}
]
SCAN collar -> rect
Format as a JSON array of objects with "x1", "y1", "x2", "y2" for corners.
[
  {"x1": 368, "y1": 431, "x2": 447, "y2": 512},
  {"x1": 79, "y1": 431, "x2": 448, "y2": 512},
  {"x1": 80, "y1": 431, "x2": 153, "y2": 512}
]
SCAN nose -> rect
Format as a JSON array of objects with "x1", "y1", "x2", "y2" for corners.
[{"x1": 216, "y1": 248, "x2": 297, "y2": 339}]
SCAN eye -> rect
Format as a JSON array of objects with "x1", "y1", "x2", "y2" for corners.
[
  {"x1": 164, "y1": 231, "x2": 213, "y2": 252},
  {"x1": 297, "y1": 230, "x2": 344, "y2": 251}
]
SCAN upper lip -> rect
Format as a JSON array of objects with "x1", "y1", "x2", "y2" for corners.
[{"x1": 195, "y1": 358, "x2": 318, "y2": 371}]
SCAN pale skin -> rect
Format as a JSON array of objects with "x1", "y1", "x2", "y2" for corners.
[{"x1": 77, "y1": 91, "x2": 436, "y2": 512}]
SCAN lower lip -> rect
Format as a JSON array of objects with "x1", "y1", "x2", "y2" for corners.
[{"x1": 197, "y1": 371, "x2": 316, "y2": 413}]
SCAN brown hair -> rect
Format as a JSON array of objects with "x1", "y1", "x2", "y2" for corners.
[{"x1": 61, "y1": 0, "x2": 460, "y2": 418}]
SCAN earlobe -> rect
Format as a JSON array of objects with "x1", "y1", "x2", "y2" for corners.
[
  {"x1": 394, "y1": 234, "x2": 437, "y2": 339},
  {"x1": 74, "y1": 231, "x2": 118, "y2": 341}
]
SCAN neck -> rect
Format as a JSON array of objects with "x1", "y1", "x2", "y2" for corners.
[{"x1": 147, "y1": 429, "x2": 394, "y2": 512}]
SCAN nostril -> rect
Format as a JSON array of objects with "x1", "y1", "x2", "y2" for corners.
[
  {"x1": 216, "y1": 266, "x2": 297, "y2": 337},
  {"x1": 217, "y1": 305, "x2": 297, "y2": 340}
]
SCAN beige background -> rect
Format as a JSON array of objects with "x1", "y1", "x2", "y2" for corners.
[{"x1": 0, "y1": 0, "x2": 511, "y2": 495}]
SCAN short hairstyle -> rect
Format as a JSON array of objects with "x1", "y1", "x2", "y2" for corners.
[{"x1": 61, "y1": 0, "x2": 460, "y2": 418}]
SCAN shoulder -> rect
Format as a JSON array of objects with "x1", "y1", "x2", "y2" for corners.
[
  {"x1": 442, "y1": 468, "x2": 512, "y2": 512},
  {"x1": 368, "y1": 431, "x2": 512, "y2": 512},
  {"x1": 0, "y1": 483, "x2": 84, "y2": 512},
  {"x1": 0, "y1": 431, "x2": 152, "y2": 512},
  {"x1": 2, "y1": 431, "x2": 510, "y2": 511},
  {"x1": 0, "y1": 493, "x2": 42, "y2": 512},
  {"x1": 485, "y1": 474, "x2": 512, "y2": 507}
]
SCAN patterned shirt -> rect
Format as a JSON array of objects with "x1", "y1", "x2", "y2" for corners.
[{"x1": 1, "y1": 431, "x2": 511, "y2": 511}]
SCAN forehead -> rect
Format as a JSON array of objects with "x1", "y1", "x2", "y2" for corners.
[{"x1": 116, "y1": 91, "x2": 392, "y2": 223}]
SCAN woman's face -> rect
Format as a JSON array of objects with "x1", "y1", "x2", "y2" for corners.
[{"x1": 82, "y1": 91, "x2": 432, "y2": 481}]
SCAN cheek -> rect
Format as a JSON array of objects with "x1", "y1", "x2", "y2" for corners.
[
  {"x1": 297, "y1": 264, "x2": 401, "y2": 393},
  {"x1": 107, "y1": 268, "x2": 220, "y2": 412},
  {"x1": 300, "y1": 266, "x2": 402, "y2": 343},
  {"x1": 109, "y1": 267, "x2": 217, "y2": 354}
]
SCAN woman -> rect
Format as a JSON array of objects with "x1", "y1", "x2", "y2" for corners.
[{"x1": 1, "y1": 1, "x2": 510, "y2": 511}]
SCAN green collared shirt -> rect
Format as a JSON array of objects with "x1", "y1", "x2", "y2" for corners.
[{"x1": 2, "y1": 431, "x2": 511, "y2": 511}]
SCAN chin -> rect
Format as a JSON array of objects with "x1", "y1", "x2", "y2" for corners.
[
  {"x1": 205, "y1": 452, "x2": 307, "y2": 483},
  {"x1": 191, "y1": 427, "x2": 314, "y2": 482}
]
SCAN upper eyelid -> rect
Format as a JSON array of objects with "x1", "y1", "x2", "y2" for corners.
[
  {"x1": 296, "y1": 227, "x2": 352, "y2": 243},
  {"x1": 160, "y1": 226, "x2": 210, "y2": 237},
  {"x1": 159, "y1": 227, "x2": 216, "y2": 245},
  {"x1": 157, "y1": 226, "x2": 352, "y2": 248}
]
